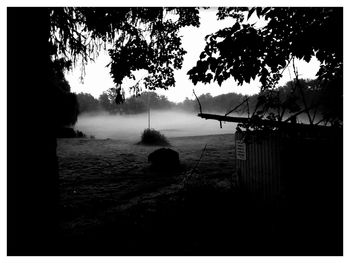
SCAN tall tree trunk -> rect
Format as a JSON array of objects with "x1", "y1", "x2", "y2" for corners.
[{"x1": 8, "y1": 7, "x2": 59, "y2": 255}]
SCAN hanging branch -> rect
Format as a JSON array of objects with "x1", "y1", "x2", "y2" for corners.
[
  {"x1": 283, "y1": 105, "x2": 316, "y2": 124},
  {"x1": 193, "y1": 89, "x2": 202, "y2": 114},
  {"x1": 252, "y1": 98, "x2": 260, "y2": 117},
  {"x1": 279, "y1": 89, "x2": 289, "y2": 122},
  {"x1": 311, "y1": 103, "x2": 320, "y2": 124},
  {"x1": 309, "y1": 84, "x2": 320, "y2": 124},
  {"x1": 292, "y1": 58, "x2": 313, "y2": 125},
  {"x1": 225, "y1": 96, "x2": 250, "y2": 116},
  {"x1": 276, "y1": 89, "x2": 282, "y2": 121},
  {"x1": 314, "y1": 117, "x2": 330, "y2": 126}
]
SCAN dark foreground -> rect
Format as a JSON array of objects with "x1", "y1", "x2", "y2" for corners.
[{"x1": 56, "y1": 134, "x2": 342, "y2": 256}]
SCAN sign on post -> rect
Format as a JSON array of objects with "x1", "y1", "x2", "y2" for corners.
[{"x1": 236, "y1": 140, "x2": 246, "y2": 161}]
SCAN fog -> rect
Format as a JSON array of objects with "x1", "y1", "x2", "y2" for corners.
[{"x1": 75, "y1": 110, "x2": 237, "y2": 141}]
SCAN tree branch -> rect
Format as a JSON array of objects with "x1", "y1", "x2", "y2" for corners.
[{"x1": 292, "y1": 58, "x2": 313, "y2": 124}]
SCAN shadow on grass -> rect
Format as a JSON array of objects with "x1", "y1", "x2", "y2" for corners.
[{"x1": 57, "y1": 169, "x2": 342, "y2": 256}]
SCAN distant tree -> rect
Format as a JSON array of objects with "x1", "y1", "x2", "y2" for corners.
[
  {"x1": 177, "y1": 97, "x2": 197, "y2": 112},
  {"x1": 124, "y1": 95, "x2": 148, "y2": 114},
  {"x1": 98, "y1": 92, "x2": 114, "y2": 112},
  {"x1": 188, "y1": 7, "x2": 342, "y2": 126},
  {"x1": 197, "y1": 93, "x2": 213, "y2": 112},
  {"x1": 211, "y1": 92, "x2": 246, "y2": 113},
  {"x1": 76, "y1": 92, "x2": 100, "y2": 113},
  {"x1": 108, "y1": 91, "x2": 175, "y2": 114},
  {"x1": 136, "y1": 92, "x2": 174, "y2": 110},
  {"x1": 175, "y1": 92, "x2": 248, "y2": 114},
  {"x1": 268, "y1": 78, "x2": 342, "y2": 124}
]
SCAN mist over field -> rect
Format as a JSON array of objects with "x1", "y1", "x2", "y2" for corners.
[{"x1": 75, "y1": 110, "x2": 238, "y2": 141}]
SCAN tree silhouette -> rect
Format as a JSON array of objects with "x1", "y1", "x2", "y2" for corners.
[
  {"x1": 76, "y1": 92, "x2": 100, "y2": 113},
  {"x1": 188, "y1": 7, "x2": 342, "y2": 126},
  {"x1": 98, "y1": 91, "x2": 114, "y2": 112},
  {"x1": 8, "y1": 7, "x2": 200, "y2": 255},
  {"x1": 50, "y1": 58, "x2": 79, "y2": 128},
  {"x1": 50, "y1": 7, "x2": 200, "y2": 96}
]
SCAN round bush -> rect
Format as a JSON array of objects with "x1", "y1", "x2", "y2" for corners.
[{"x1": 139, "y1": 128, "x2": 170, "y2": 146}]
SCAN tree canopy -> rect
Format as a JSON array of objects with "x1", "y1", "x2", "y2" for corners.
[
  {"x1": 76, "y1": 92, "x2": 101, "y2": 113},
  {"x1": 188, "y1": 7, "x2": 342, "y2": 126},
  {"x1": 49, "y1": 58, "x2": 79, "y2": 127},
  {"x1": 49, "y1": 7, "x2": 200, "y2": 100},
  {"x1": 49, "y1": 7, "x2": 342, "y2": 125},
  {"x1": 188, "y1": 7, "x2": 342, "y2": 88}
]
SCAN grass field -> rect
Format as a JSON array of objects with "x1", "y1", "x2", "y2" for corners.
[
  {"x1": 56, "y1": 130, "x2": 342, "y2": 255},
  {"x1": 57, "y1": 133, "x2": 246, "y2": 255}
]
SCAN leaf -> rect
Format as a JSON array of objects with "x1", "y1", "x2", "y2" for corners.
[
  {"x1": 232, "y1": 21, "x2": 241, "y2": 32},
  {"x1": 247, "y1": 8, "x2": 255, "y2": 20},
  {"x1": 260, "y1": 7, "x2": 270, "y2": 17},
  {"x1": 256, "y1": 7, "x2": 262, "y2": 18}
]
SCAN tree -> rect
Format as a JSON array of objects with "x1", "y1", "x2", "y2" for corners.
[
  {"x1": 177, "y1": 97, "x2": 197, "y2": 112},
  {"x1": 186, "y1": 9, "x2": 342, "y2": 255},
  {"x1": 133, "y1": 91, "x2": 174, "y2": 111},
  {"x1": 9, "y1": 8, "x2": 57, "y2": 255},
  {"x1": 76, "y1": 92, "x2": 100, "y2": 113},
  {"x1": 50, "y1": 58, "x2": 79, "y2": 127},
  {"x1": 50, "y1": 7, "x2": 200, "y2": 95},
  {"x1": 188, "y1": 7, "x2": 342, "y2": 126},
  {"x1": 98, "y1": 91, "x2": 114, "y2": 112},
  {"x1": 8, "y1": 7, "x2": 201, "y2": 255}
]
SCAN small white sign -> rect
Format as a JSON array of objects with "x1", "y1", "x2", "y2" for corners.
[{"x1": 236, "y1": 140, "x2": 246, "y2": 161}]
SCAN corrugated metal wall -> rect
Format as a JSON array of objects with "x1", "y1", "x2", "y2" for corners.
[
  {"x1": 234, "y1": 128, "x2": 342, "y2": 254},
  {"x1": 235, "y1": 127, "x2": 341, "y2": 202},
  {"x1": 235, "y1": 132, "x2": 282, "y2": 201}
]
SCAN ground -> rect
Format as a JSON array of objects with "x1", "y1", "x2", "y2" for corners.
[
  {"x1": 57, "y1": 134, "x2": 247, "y2": 255},
  {"x1": 56, "y1": 132, "x2": 342, "y2": 255}
]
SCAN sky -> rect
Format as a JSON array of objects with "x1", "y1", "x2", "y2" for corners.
[{"x1": 65, "y1": 7, "x2": 321, "y2": 103}]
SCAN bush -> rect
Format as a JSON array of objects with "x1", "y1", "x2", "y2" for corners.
[
  {"x1": 76, "y1": 130, "x2": 87, "y2": 138},
  {"x1": 56, "y1": 127, "x2": 87, "y2": 138},
  {"x1": 138, "y1": 128, "x2": 170, "y2": 146}
]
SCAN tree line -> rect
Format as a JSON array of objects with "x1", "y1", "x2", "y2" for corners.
[
  {"x1": 75, "y1": 90, "x2": 250, "y2": 115},
  {"x1": 75, "y1": 77, "x2": 340, "y2": 123}
]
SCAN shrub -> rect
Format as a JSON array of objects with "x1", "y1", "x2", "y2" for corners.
[
  {"x1": 76, "y1": 130, "x2": 87, "y2": 138},
  {"x1": 56, "y1": 127, "x2": 87, "y2": 138},
  {"x1": 138, "y1": 128, "x2": 170, "y2": 146}
]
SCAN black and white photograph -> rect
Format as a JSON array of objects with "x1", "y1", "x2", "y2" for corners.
[{"x1": 3, "y1": 0, "x2": 347, "y2": 261}]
